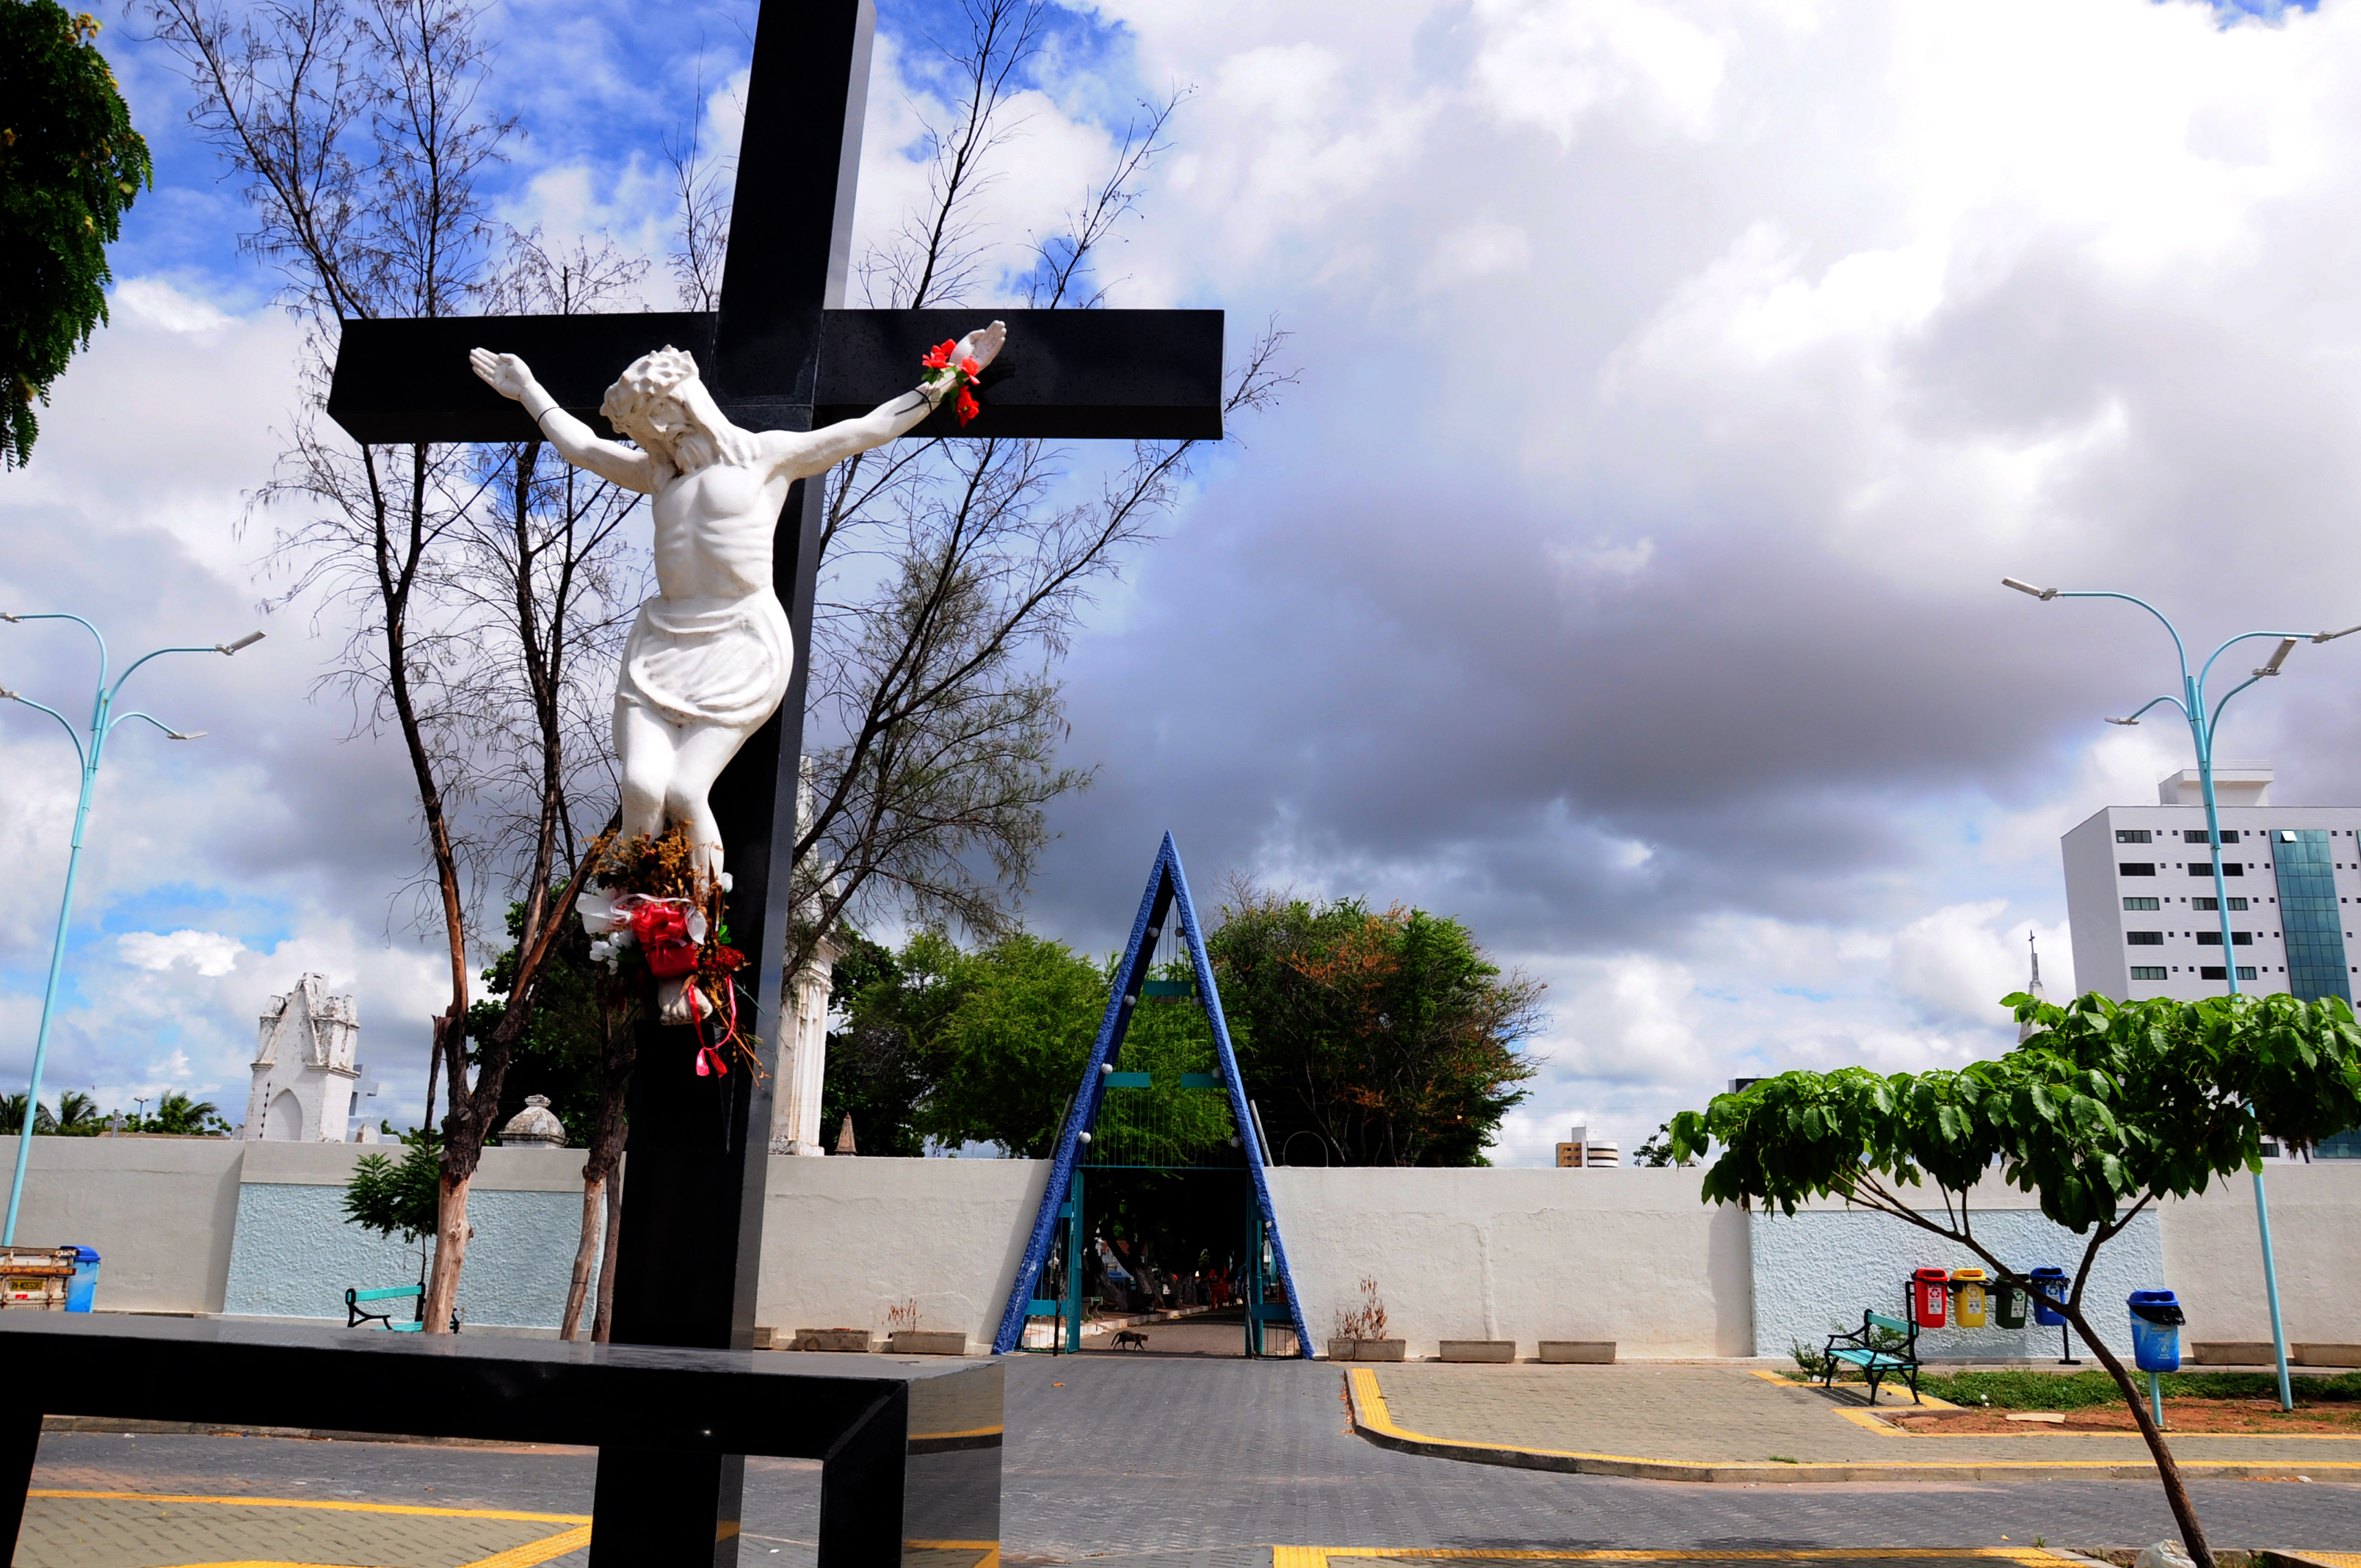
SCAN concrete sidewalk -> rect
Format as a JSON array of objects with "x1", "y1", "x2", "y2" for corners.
[{"x1": 1349, "y1": 1363, "x2": 2361, "y2": 1483}]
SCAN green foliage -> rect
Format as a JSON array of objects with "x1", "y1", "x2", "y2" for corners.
[
  {"x1": 1208, "y1": 893, "x2": 1542, "y2": 1166},
  {"x1": 911, "y1": 931, "x2": 1109, "y2": 1157},
  {"x1": 0, "y1": 0, "x2": 153, "y2": 468},
  {"x1": 1917, "y1": 1368, "x2": 2361, "y2": 1409},
  {"x1": 819, "y1": 930, "x2": 941, "y2": 1158},
  {"x1": 344, "y1": 1125, "x2": 443, "y2": 1244},
  {"x1": 1789, "y1": 1337, "x2": 1833, "y2": 1379},
  {"x1": 468, "y1": 895, "x2": 606, "y2": 1143},
  {"x1": 1667, "y1": 991, "x2": 2361, "y2": 1230},
  {"x1": 143, "y1": 1091, "x2": 229, "y2": 1136},
  {"x1": 0, "y1": 1088, "x2": 223, "y2": 1136},
  {"x1": 0, "y1": 1095, "x2": 52, "y2": 1135},
  {"x1": 1633, "y1": 1122, "x2": 1676, "y2": 1166}
]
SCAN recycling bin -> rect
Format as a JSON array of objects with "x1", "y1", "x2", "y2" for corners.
[
  {"x1": 2128, "y1": 1289, "x2": 2184, "y2": 1373},
  {"x1": 1911, "y1": 1267, "x2": 1950, "y2": 1328},
  {"x1": 1995, "y1": 1277, "x2": 2028, "y2": 1329},
  {"x1": 1953, "y1": 1267, "x2": 1988, "y2": 1327},
  {"x1": 2030, "y1": 1266, "x2": 2068, "y2": 1326},
  {"x1": 62, "y1": 1246, "x2": 100, "y2": 1312}
]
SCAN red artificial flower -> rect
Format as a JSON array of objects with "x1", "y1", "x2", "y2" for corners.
[
  {"x1": 921, "y1": 341, "x2": 957, "y2": 371},
  {"x1": 958, "y1": 357, "x2": 981, "y2": 380},
  {"x1": 955, "y1": 386, "x2": 980, "y2": 426}
]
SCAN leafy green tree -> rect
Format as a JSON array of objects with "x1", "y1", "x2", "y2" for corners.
[
  {"x1": 51, "y1": 1089, "x2": 104, "y2": 1135},
  {"x1": 1, "y1": 0, "x2": 153, "y2": 468},
  {"x1": 1668, "y1": 990, "x2": 2361, "y2": 1568},
  {"x1": 0, "y1": 1095, "x2": 56, "y2": 1135},
  {"x1": 915, "y1": 932, "x2": 1108, "y2": 1157},
  {"x1": 1210, "y1": 890, "x2": 1542, "y2": 1166},
  {"x1": 145, "y1": 1091, "x2": 229, "y2": 1136},
  {"x1": 819, "y1": 931, "x2": 944, "y2": 1158},
  {"x1": 469, "y1": 897, "x2": 606, "y2": 1143},
  {"x1": 344, "y1": 1125, "x2": 445, "y2": 1246}
]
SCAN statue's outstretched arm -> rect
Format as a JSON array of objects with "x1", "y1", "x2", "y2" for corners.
[
  {"x1": 767, "y1": 320, "x2": 1007, "y2": 479},
  {"x1": 468, "y1": 349, "x2": 659, "y2": 494}
]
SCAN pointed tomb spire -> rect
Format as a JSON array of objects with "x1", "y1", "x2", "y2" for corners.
[{"x1": 2019, "y1": 930, "x2": 2047, "y2": 1043}]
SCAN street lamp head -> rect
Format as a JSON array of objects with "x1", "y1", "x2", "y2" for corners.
[
  {"x1": 164, "y1": 730, "x2": 207, "y2": 741},
  {"x1": 2256, "y1": 637, "x2": 2299, "y2": 678},
  {"x1": 2104, "y1": 716, "x2": 2141, "y2": 726},
  {"x1": 2002, "y1": 577, "x2": 2058, "y2": 601},
  {"x1": 0, "y1": 614, "x2": 18, "y2": 624},
  {"x1": 0, "y1": 686, "x2": 15, "y2": 700},
  {"x1": 2313, "y1": 623, "x2": 2361, "y2": 645},
  {"x1": 216, "y1": 631, "x2": 264, "y2": 656}
]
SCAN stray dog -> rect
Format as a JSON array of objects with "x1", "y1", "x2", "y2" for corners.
[{"x1": 1112, "y1": 1329, "x2": 1150, "y2": 1351}]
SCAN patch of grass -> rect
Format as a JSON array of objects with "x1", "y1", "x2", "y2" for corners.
[
  {"x1": 1915, "y1": 1369, "x2": 2361, "y2": 1410},
  {"x1": 1766, "y1": 1455, "x2": 1800, "y2": 1464}
]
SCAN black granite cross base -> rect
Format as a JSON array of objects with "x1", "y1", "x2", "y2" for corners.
[{"x1": 0, "y1": 1315, "x2": 1001, "y2": 1567}]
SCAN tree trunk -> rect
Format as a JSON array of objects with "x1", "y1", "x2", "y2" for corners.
[
  {"x1": 423, "y1": 1170, "x2": 472, "y2": 1334},
  {"x1": 2067, "y1": 1304, "x2": 2213, "y2": 1568},
  {"x1": 591, "y1": 1157, "x2": 625, "y2": 1343},
  {"x1": 559, "y1": 1173, "x2": 603, "y2": 1340}
]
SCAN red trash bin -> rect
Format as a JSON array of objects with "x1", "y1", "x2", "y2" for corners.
[{"x1": 1911, "y1": 1267, "x2": 1950, "y2": 1328}]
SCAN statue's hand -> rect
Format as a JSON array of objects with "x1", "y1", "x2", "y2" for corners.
[
  {"x1": 469, "y1": 348, "x2": 534, "y2": 401},
  {"x1": 954, "y1": 320, "x2": 1007, "y2": 374}
]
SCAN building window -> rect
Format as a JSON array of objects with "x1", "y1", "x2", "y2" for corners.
[
  {"x1": 2183, "y1": 830, "x2": 2211, "y2": 843},
  {"x1": 2129, "y1": 966, "x2": 2167, "y2": 980},
  {"x1": 2124, "y1": 897, "x2": 2160, "y2": 911},
  {"x1": 2271, "y1": 830, "x2": 2351, "y2": 1005},
  {"x1": 2117, "y1": 830, "x2": 2153, "y2": 844},
  {"x1": 2239, "y1": 966, "x2": 2258, "y2": 980},
  {"x1": 2190, "y1": 863, "x2": 2246, "y2": 877},
  {"x1": 2191, "y1": 897, "x2": 2246, "y2": 912},
  {"x1": 2200, "y1": 966, "x2": 2228, "y2": 980},
  {"x1": 2230, "y1": 897, "x2": 2248, "y2": 910},
  {"x1": 2195, "y1": 932, "x2": 2255, "y2": 947},
  {"x1": 2222, "y1": 830, "x2": 2241, "y2": 843},
  {"x1": 2127, "y1": 932, "x2": 2164, "y2": 946},
  {"x1": 2120, "y1": 863, "x2": 2156, "y2": 876}
]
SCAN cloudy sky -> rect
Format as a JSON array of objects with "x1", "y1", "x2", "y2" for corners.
[{"x1": 3, "y1": 0, "x2": 2352, "y2": 1161}]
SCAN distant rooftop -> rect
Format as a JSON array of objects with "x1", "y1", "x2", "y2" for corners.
[{"x1": 2158, "y1": 761, "x2": 2271, "y2": 807}]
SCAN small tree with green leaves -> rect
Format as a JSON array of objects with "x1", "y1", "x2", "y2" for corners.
[
  {"x1": 1, "y1": 0, "x2": 153, "y2": 468},
  {"x1": 1669, "y1": 990, "x2": 2361, "y2": 1568},
  {"x1": 344, "y1": 1125, "x2": 445, "y2": 1307}
]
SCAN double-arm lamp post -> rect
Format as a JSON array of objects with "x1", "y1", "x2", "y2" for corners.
[
  {"x1": 1, "y1": 612, "x2": 261, "y2": 1246},
  {"x1": 2004, "y1": 577, "x2": 2361, "y2": 1411}
]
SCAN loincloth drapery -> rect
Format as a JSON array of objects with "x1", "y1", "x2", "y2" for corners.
[{"x1": 615, "y1": 589, "x2": 794, "y2": 730}]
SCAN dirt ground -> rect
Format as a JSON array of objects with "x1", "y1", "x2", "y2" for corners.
[{"x1": 1892, "y1": 1399, "x2": 2361, "y2": 1435}]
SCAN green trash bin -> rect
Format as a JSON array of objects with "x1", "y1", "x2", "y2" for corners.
[{"x1": 1996, "y1": 1274, "x2": 2028, "y2": 1329}]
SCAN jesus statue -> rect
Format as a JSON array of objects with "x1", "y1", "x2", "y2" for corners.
[{"x1": 468, "y1": 321, "x2": 1004, "y2": 984}]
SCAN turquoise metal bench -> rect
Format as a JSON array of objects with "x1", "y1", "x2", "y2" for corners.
[
  {"x1": 1821, "y1": 1309, "x2": 1921, "y2": 1404},
  {"x1": 345, "y1": 1285, "x2": 456, "y2": 1333}
]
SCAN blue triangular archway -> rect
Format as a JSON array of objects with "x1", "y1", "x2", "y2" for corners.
[{"x1": 991, "y1": 833, "x2": 1311, "y2": 1356}]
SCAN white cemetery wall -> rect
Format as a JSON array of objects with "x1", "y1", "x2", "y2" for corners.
[
  {"x1": 220, "y1": 1142, "x2": 592, "y2": 1328},
  {"x1": 0, "y1": 1134, "x2": 245, "y2": 1313},
  {"x1": 750, "y1": 1155, "x2": 1049, "y2": 1352},
  {"x1": 1266, "y1": 1166, "x2": 1754, "y2": 1357},
  {"x1": 2161, "y1": 1161, "x2": 2361, "y2": 1346},
  {"x1": 1748, "y1": 1185, "x2": 2165, "y2": 1361}
]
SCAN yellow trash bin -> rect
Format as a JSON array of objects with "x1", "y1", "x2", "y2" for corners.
[{"x1": 1954, "y1": 1266, "x2": 1988, "y2": 1327}]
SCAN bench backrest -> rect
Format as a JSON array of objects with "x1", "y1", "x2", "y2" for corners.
[
  {"x1": 349, "y1": 1285, "x2": 423, "y2": 1303},
  {"x1": 1865, "y1": 1311, "x2": 1912, "y2": 1337}
]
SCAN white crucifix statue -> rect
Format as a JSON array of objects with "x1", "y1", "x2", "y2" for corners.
[{"x1": 468, "y1": 324, "x2": 1002, "y2": 871}]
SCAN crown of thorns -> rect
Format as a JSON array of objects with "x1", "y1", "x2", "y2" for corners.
[{"x1": 600, "y1": 346, "x2": 703, "y2": 430}]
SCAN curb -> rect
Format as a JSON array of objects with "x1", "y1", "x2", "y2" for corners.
[{"x1": 1341, "y1": 1368, "x2": 2361, "y2": 1485}]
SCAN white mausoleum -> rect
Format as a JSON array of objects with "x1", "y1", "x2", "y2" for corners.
[
  {"x1": 242, "y1": 974, "x2": 366, "y2": 1142},
  {"x1": 769, "y1": 934, "x2": 838, "y2": 1156}
]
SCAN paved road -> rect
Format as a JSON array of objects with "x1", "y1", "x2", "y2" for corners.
[{"x1": 25, "y1": 1357, "x2": 2361, "y2": 1566}]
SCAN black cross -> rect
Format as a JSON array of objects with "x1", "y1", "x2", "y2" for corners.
[{"x1": 325, "y1": 1, "x2": 1222, "y2": 1560}]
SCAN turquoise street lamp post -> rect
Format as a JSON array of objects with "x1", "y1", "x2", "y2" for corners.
[
  {"x1": 2004, "y1": 577, "x2": 2361, "y2": 1412},
  {"x1": 0, "y1": 611, "x2": 261, "y2": 1246}
]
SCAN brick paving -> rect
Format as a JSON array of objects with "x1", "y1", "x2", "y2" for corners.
[
  {"x1": 1366, "y1": 1364, "x2": 2361, "y2": 1469},
  {"x1": 14, "y1": 1493, "x2": 583, "y2": 1567},
  {"x1": 21, "y1": 1357, "x2": 2361, "y2": 1567}
]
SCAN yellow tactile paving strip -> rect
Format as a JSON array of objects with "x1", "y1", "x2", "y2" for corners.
[
  {"x1": 14, "y1": 1491, "x2": 592, "y2": 1568},
  {"x1": 1346, "y1": 1366, "x2": 2361, "y2": 1484}
]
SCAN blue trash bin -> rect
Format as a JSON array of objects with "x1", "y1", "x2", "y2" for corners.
[
  {"x1": 63, "y1": 1246, "x2": 100, "y2": 1313},
  {"x1": 2030, "y1": 1266, "x2": 2067, "y2": 1326},
  {"x1": 2128, "y1": 1289, "x2": 2184, "y2": 1373}
]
